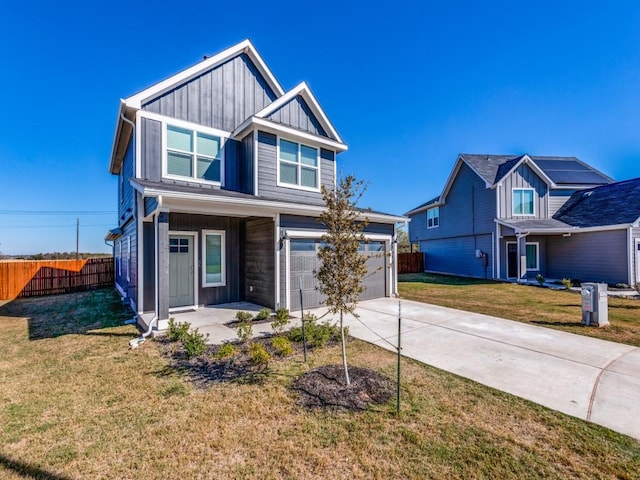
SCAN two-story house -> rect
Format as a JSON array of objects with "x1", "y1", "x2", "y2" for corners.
[
  {"x1": 106, "y1": 40, "x2": 404, "y2": 331},
  {"x1": 408, "y1": 153, "x2": 640, "y2": 286}
]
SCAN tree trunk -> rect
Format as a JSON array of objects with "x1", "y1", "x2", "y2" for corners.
[{"x1": 340, "y1": 311, "x2": 350, "y2": 385}]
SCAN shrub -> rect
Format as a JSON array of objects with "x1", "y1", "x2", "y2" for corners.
[
  {"x1": 275, "y1": 308, "x2": 289, "y2": 322},
  {"x1": 235, "y1": 311, "x2": 254, "y2": 322},
  {"x1": 167, "y1": 318, "x2": 190, "y2": 342},
  {"x1": 562, "y1": 278, "x2": 572, "y2": 290},
  {"x1": 289, "y1": 312, "x2": 342, "y2": 348},
  {"x1": 256, "y1": 307, "x2": 272, "y2": 321},
  {"x1": 536, "y1": 274, "x2": 545, "y2": 286},
  {"x1": 249, "y1": 342, "x2": 271, "y2": 366},
  {"x1": 182, "y1": 328, "x2": 208, "y2": 359},
  {"x1": 237, "y1": 320, "x2": 253, "y2": 343},
  {"x1": 271, "y1": 310, "x2": 290, "y2": 335},
  {"x1": 215, "y1": 342, "x2": 237, "y2": 360},
  {"x1": 615, "y1": 283, "x2": 629, "y2": 289},
  {"x1": 271, "y1": 336, "x2": 294, "y2": 357}
]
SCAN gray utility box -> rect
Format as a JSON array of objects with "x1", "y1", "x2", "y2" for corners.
[{"x1": 581, "y1": 283, "x2": 609, "y2": 327}]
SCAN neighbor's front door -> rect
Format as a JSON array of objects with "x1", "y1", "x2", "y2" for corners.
[
  {"x1": 507, "y1": 243, "x2": 518, "y2": 278},
  {"x1": 169, "y1": 235, "x2": 194, "y2": 308}
]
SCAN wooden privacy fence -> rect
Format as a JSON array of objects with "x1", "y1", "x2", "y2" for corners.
[
  {"x1": 0, "y1": 258, "x2": 114, "y2": 300},
  {"x1": 397, "y1": 252, "x2": 424, "y2": 274}
]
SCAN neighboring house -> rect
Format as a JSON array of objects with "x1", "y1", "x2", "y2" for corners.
[
  {"x1": 407, "y1": 153, "x2": 640, "y2": 286},
  {"x1": 106, "y1": 40, "x2": 404, "y2": 330}
]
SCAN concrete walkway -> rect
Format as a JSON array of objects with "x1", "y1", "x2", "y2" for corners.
[
  {"x1": 326, "y1": 298, "x2": 640, "y2": 440},
  {"x1": 171, "y1": 298, "x2": 640, "y2": 439}
]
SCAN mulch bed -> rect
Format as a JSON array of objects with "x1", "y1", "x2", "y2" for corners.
[{"x1": 293, "y1": 364, "x2": 395, "y2": 410}]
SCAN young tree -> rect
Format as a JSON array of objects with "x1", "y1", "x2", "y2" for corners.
[{"x1": 316, "y1": 175, "x2": 368, "y2": 385}]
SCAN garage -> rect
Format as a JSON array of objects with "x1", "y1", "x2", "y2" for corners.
[{"x1": 288, "y1": 238, "x2": 388, "y2": 310}]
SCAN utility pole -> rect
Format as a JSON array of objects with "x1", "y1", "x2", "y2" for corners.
[{"x1": 76, "y1": 217, "x2": 79, "y2": 259}]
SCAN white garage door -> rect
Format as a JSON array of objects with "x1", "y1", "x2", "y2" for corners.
[{"x1": 288, "y1": 239, "x2": 387, "y2": 310}]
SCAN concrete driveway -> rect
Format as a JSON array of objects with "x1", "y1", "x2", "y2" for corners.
[{"x1": 310, "y1": 298, "x2": 640, "y2": 440}]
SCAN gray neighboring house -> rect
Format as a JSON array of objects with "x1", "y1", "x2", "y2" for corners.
[
  {"x1": 407, "y1": 153, "x2": 640, "y2": 286},
  {"x1": 106, "y1": 39, "x2": 404, "y2": 330}
]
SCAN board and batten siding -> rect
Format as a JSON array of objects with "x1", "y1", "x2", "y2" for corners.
[
  {"x1": 244, "y1": 218, "x2": 275, "y2": 308},
  {"x1": 545, "y1": 229, "x2": 629, "y2": 284},
  {"x1": 256, "y1": 132, "x2": 334, "y2": 205},
  {"x1": 266, "y1": 95, "x2": 330, "y2": 139},
  {"x1": 141, "y1": 117, "x2": 162, "y2": 182},
  {"x1": 169, "y1": 213, "x2": 243, "y2": 306},
  {"x1": 498, "y1": 163, "x2": 549, "y2": 219},
  {"x1": 142, "y1": 54, "x2": 277, "y2": 133}
]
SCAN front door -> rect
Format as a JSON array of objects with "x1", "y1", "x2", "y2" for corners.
[
  {"x1": 636, "y1": 239, "x2": 640, "y2": 285},
  {"x1": 169, "y1": 235, "x2": 194, "y2": 308},
  {"x1": 507, "y1": 243, "x2": 517, "y2": 278}
]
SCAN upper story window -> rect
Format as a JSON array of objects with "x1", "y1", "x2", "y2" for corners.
[
  {"x1": 427, "y1": 207, "x2": 439, "y2": 228},
  {"x1": 513, "y1": 188, "x2": 534, "y2": 216},
  {"x1": 278, "y1": 139, "x2": 319, "y2": 190},
  {"x1": 166, "y1": 125, "x2": 223, "y2": 184}
]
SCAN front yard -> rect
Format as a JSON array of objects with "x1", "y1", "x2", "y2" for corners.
[
  {"x1": 399, "y1": 273, "x2": 640, "y2": 347},
  {"x1": 1, "y1": 289, "x2": 639, "y2": 479}
]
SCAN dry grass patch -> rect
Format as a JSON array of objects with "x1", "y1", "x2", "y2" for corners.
[
  {"x1": 399, "y1": 273, "x2": 640, "y2": 347},
  {"x1": 0, "y1": 290, "x2": 639, "y2": 479}
]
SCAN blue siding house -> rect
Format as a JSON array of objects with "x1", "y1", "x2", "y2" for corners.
[
  {"x1": 408, "y1": 154, "x2": 640, "y2": 286},
  {"x1": 106, "y1": 40, "x2": 404, "y2": 331}
]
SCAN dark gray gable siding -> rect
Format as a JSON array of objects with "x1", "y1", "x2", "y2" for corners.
[
  {"x1": 244, "y1": 218, "x2": 275, "y2": 308},
  {"x1": 119, "y1": 138, "x2": 136, "y2": 224},
  {"x1": 257, "y1": 131, "x2": 331, "y2": 205},
  {"x1": 546, "y1": 230, "x2": 629, "y2": 284},
  {"x1": 266, "y1": 95, "x2": 330, "y2": 139},
  {"x1": 169, "y1": 213, "x2": 243, "y2": 306},
  {"x1": 499, "y1": 163, "x2": 548, "y2": 219},
  {"x1": 143, "y1": 53, "x2": 277, "y2": 132}
]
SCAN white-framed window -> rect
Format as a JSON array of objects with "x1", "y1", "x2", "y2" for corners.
[
  {"x1": 165, "y1": 124, "x2": 224, "y2": 184},
  {"x1": 277, "y1": 139, "x2": 319, "y2": 190},
  {"x1": 525, "y1": 242, "x2": 539, "y2": 271},
  {"x1": 202, "y1": 230, "x2": 226, "y2": 287},
  {"x1": 513, "y1": 188, "x2": 535, "y2": 216},
  {"x1": 427, "y1": 207, "x2": 439, "y2": 228}
]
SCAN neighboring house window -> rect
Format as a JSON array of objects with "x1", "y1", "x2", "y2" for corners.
[
  {"x1": 513, "y1": 188, "x2": 534, "y2": 215},
  {"x1": 427, "y1": 207, "x2": 439, "y2": 228},
  {"x1": 166, "y1": 125, "x2": 222, "y2": 183},
  {"x1": 278, "y1": 139, "x2": 319, "y2": 189},
  {"x1": 526, "y1": 243, "x2": 539, "y2": 271},
  {"x1": 202, "y1": 230, "x2": 225, "y2": 287}
]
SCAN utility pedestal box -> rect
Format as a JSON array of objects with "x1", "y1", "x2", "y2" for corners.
[{"x1": 581, "y1": 283, "x2": 609, "y2": 327}]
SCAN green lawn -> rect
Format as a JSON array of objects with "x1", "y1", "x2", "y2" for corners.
[
  {"x1": 399, "y1": 273, "x2": 640, "y2": 347},
  {"x1": 0, "y1": 289, "x2": 639, "y2": 479}
]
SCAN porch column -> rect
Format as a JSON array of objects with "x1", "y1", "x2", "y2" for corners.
[
  {"x1": 518, "y1": 235, "x2": 527, "y2": 281},
  {"x1": 157, "y1": 211, "x2": 170, "y2": 321}
]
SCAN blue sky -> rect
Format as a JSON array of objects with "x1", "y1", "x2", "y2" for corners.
[{"x1": 1, "y1": 1, "x2": 639, "y2": 255}]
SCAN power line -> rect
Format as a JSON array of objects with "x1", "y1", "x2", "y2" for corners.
[
  {"x1": 0, "y1": 224, "x2": 113, "y2": 228},
  {"x1": 0, "y1": 210, "x2": 116, "y2": 215}
]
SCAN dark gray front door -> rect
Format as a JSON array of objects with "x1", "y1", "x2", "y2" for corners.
[
  {"x1": 507, "y1": 243, "x2": 518, "y2": 278},
  {"x1": 169, "y1": 235, "x2": 194, "y2": 308}
]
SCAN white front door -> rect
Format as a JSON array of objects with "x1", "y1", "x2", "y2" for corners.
[{"x1": 169, "y1": 235, "x2": 194, "y2": 308}]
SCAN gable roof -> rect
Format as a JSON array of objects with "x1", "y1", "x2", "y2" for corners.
[
  {"x1": 407, "y1": 153, "x2": 614, "y2": 216},
  {"x1": 125, "y1": 39, "x2": 284, "y2": 108},
  {"x1": 553, "y1": 177, "x2": 640, "y2": 227}
]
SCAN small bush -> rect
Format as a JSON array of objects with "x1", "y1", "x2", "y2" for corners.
[
  {"x1": 289, "y1": 312, "x2": 341, "y2": 348},
  {"x1": 237, "y1": 320, "x2": 253, "y2": 343},
  {"x1": 271, "y1": 336, "x2": 294, "y2": 357},
  {"x1": 182, "y1": 328, "x2": 208, "y2": 359},
  {"x1": 275, "y1": 308, "x2": 289, "y2": 322},
  {"x1": 249, "y1": 342, "x2": 271, "y2": 366},
  {"x1": 271, "y1": 311, "x2": 290, "y2": 335},
  {"x1": 215, "y1": 342, "x2": 237, "y2": 360},
  {"x1": 562, "y1": 278, "x2": 572, "y2": 290},
  {"x1": 167, "y1": 318, "x2": 190, "y2": 342},
  {"x1": 536, "y1": 274, "x2": 545, "y2": 286},
  {"x1": 235, "y1": 311, "x2": 254, "y2": 322},
  {"x1": 615, "y1": 283, "x2": 629, "y2": 289},
  {"x1": 255, "y1": 308, "x2": 271, "y2": 321}
]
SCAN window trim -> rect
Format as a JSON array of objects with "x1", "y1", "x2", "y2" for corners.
[
  {"x1": 202, "y1": 230, "x2": 226, "y2": 287},
  {"x1": 162, "y1": 119, "x2": 228, "y2": 187},
  {"x1": 512, "y1": 188, "x2": 535, "y2": 216},
  {"x1": 427, "y1": 206, "x2": 440, "y2": 229},
  {"x1": 276, "y1": 137, "x2": 321, "y2": 192},
  {"x1": 525, "y1": 242, "x2": 540, "y2": 271}
]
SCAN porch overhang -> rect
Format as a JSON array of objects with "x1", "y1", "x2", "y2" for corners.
[
  {"x1": 496, "y1": 218, "x2": 633, "y2": 235},
  {"x1": 104, "y1": 227, "x2": 123, "y2": 242}
]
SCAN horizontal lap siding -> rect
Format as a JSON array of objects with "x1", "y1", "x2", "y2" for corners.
[
  {"x1": 143, "y1": 54, "x2": 277, "y2": 133},
  {"x1": 548, "y1": 189, "x2": 576, "y2": 217},
  {"x1": 421, "y1": 234, "x2": 493, "y2": 278},
  {"x1": 546, "y1": 230, "x2": 629, "y2": 284},
  {"x1": 244, "y1": 218, "x2": 275, "y2": 308},
  {"x1": 142, "y1": 222, "x2": 155, "y2": 312},
  {"x1": 169, "y1": 213, "x2": 243, "y2": 305},
  {"x1": 119, "y1": 140, "x2": 135, "y2": 222},
  {"x1": 116, "y1": 219, "x2": 137, "y2": 303}
]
